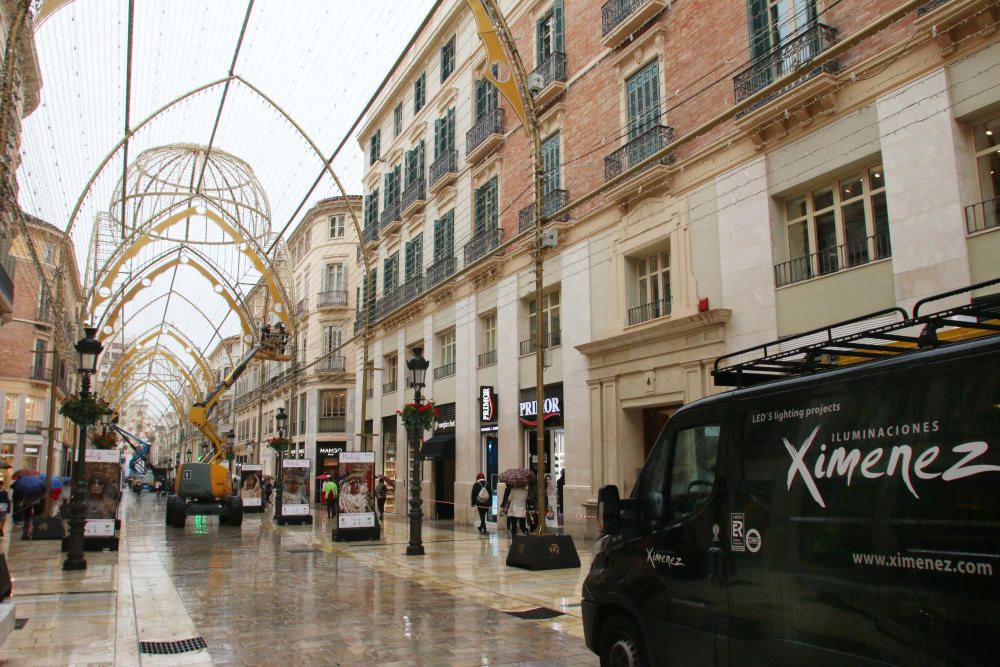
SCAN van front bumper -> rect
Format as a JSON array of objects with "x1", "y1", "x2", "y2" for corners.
[{"x1": 582, "y1": 598, "x2": 599, "y2": 652}]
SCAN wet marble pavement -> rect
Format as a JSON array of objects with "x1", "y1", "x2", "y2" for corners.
[{"x1": 2, "y1": 493, "x2": 600, "y2": 666}]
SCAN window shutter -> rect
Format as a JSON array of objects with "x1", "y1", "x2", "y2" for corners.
[
  {"x1": 541, "y1": 133, "x2": 560, "y2": 193},
  {"x1": 553, "y1": 0, "x2": 564, "y2": 54},
  {"x1": 748, "y1": 0, "x2": 771, "y2": 61},
  {"x1": 434, "y1": 118, "x2": 443, "y2": 158},
  {"x1": 446, "y1": 108, "x2": 455, "y2": 152},
  {"x1": 626, "y1": 60, "x2": 660, "y2": 139},
  {"x1": 536, "y1": 14, "x2": 545, "y2": 64},
  {"x1": 417, "y1": 140, "x2": 425, "y2": 177}
]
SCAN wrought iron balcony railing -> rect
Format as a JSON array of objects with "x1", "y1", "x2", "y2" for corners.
[
  {"x1": 519, "y1": 330, "x2": 562, "y2": 356},
  {"x1": 602, "y1": 0, "x2": 658, "y2": 37},
  {"x1": 917, "y1": 0, "x2": 948, "y2": 16},
  {"x1": 31, "y1": 365, "x2": 49, "y2": 381},
  {"x1": 774, "y1": 233, "x2": 892, "y2": 288},
  {"x1": 530, "y1": 52, "x2": 566, "y2": 93},
  {"x1": 318, "y1": 290, "x2": 348, "y2": 308},
  {"x1": 2, "y1": 419, "x2": 15, "y2": 433},
  {"x1": 363, "y1": 224, "x2": 379, "y2": 244},
  {"x1": 402, "y1": 274, "x2": 425, "y2": 303},
  {"x1": 24, "y1": 420, "x2": 43, "y2": 434},
  {"x1": 477, "y1": 349, "x2": 497, "y2": 368},
  {"x1": 429, "y1": 150, "x2": 458, "y2": 188},
  {"x1": 627, "y1": 297, "x2": 672, "y2": 326},
  {"x1": 295, "y1": 299, "x2": 309, "y2": 316},
  {"x1": 733, "y1": 23, "x2": 838, "y2": 106},
  {"x1": 317, "y1": 354, "x2": 346, "y2": 373},
  {"x1": 466, "y1": 108, "x2": 505, "y2": 157},
  {"x1": 464, "y1": 227, "x2": 503, "y2": 266},
  {"x1": 382, "y1": 380, "x2": 398, "y2": 394},
  {"x1": 426, "y1": 255, "x2": 456, "y2": 287},
  {"x1": 518, "y1": 189, "x2": 570, "y2": 233},
  {"x1": 965, "y1": 196, "x2": 1000, "y2": 235},
  {"x1": 376, "y1": 286, "x2": 403, "y2": 319},
  {"x1": 433, "y1": 362, "x2": 456, "y2": 380},
  {"x1": 401, "y1": 178, "x2": 427, "y2": 212},
  {"x1": 604, "y1": 125, "x2": 675, "y2": 181},
  {"x1": 380, "y1": 199, "x2": 401, "y2": 230}
]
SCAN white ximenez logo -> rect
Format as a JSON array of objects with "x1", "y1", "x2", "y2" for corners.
[{"x1": 785, "y1": 426, "x2": 1000, "y2": 508}]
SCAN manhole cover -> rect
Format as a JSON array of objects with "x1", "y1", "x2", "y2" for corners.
[
  {"x1": 504, "y1": 607, "x2": 565, "y2": 620},
  {"x1": 14, "y1": 618, "x2": 28, "y2": 629},
  {"x1": 139, "y1": 637, "x2": 207, "y2": 655}
]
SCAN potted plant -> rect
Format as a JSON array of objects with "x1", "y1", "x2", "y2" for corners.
[
  {"x1": 90, "y1": 429, "x2": 118, "y2": 450},
  {"x1": 267, "y1": 435, "x2": 290, "y2": 452},
  {"x1": 397, "y1": 401, "x2": 439, "y2": 433},
  {"x1": 59, "y1": 393, "x2": 112, "y2": 427}
]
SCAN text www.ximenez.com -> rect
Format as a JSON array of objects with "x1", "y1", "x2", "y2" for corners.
[{"x1": 852, "y1": 552, "x2": 994, "y2": 576}]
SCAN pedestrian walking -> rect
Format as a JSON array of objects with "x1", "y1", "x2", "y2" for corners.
[
  {"x1": 470, "y1": 473, "x2": 490, "y2": 535},
  {"x1": 0, "y1": 482, "x2": 8, "y2": 537},
  {"x1": 322, "y1": 477, "x2": 339, "y2": 518},
  {"x1": 376, "y1": 478, "x2": 388, "y2": 520},
  {"x1": 264, "y1": 479, "x2": 273, "y2": 506},
  {"x1": 501, "y1": 483, "x2": 528, "y2": 535}
]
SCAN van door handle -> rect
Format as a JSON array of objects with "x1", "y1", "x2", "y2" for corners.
[{"x1": 708, "y1": 547, "x2": 723, "y2": 583}]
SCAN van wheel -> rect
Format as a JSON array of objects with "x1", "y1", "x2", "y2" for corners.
[{"x1": 599, "y1": 614, "x2": 647, "y2": 667}]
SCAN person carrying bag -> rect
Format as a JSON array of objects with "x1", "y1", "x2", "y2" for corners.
[{"x1": 470, "y1": 473, "x2": 490, "y2": 535}]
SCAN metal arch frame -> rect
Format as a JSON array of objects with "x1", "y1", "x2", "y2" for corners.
[
  {"x1": 104, "y1": 346, "x2": 205, "y2": 402},
  {"x1": 88, "y1": 205, "x2": 288, "y2": 329},
  {"x1": 112, "y1": 323, "x2": 216, "y2": 388},
  {"x1": 110, "y1": 380, "x2": 185, "y2": 428}
]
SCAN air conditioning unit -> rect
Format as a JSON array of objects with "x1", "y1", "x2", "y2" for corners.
[{"x1": 528, "y1": 72, "x2": 545, "y2": 94}]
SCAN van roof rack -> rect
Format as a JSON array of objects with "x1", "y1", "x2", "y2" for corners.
[{"x1": 712, "y1": 278, "x2": 1000, "y2": 389}]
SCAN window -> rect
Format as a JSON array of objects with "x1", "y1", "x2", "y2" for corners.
[
  {"x1": 323, "y1": 326, "x2": 342, "y2": 354},
  {"x1": 394, "y1": 103, "x2": 403, "y2": 136},
  {"x1": 405, "y1": 141, "x2": 425, "y2": 187},
  {"x1": 633, "y1": 250, "x2": 671, "y2": 323},
  {"x1": 384, "y1": 165, "x2": 401, "y2": 206},
  {"x1": 749, "y1": 0, "x2": 818, "y2": 62},
  {"x1": 324, "y1": 263, "x2": 345, "y2": 293},
  {"x1": 3, "y1": 394, "x2": 18, "y2": 422},
  {"x1": 779, "y1": 164, "x2": 890, "y2": 285},
  {"x1": 970, "y1": 115, "x2": 1000, "y2": 233},
  {"x1": 627, "y1": 60, "x2": 661, "y2": 139},
  {"x1": 434, "y1": 211, "x2": 454, "y2": 260},
  {"x1": 405, "y1": 233, "x2": 423, "y2": 279},
  {"x1": 33, "y1": 339, "x2": 46, "y2": 376},
  {"x1": 364, "y1": 190, "x2": 379, "y2": 228},
  {"x1": 536, "y1": 0, "x2": 564, "y2": 62},
  {"x1": 434, "y1": 108, "x2": 456, "y2": 159},
  {"x1": 383, "y1": 252, "x2": 399, "y2": 292},
  {"x1": 483, "y1": 312, "x2": 497, "y2": 353},
  {"x1": 43, "y1": 242, "x2": 55, "y2": 265},
  {"x1": 474, "y1": 178, "x2": 498, "y2": 235},
  {"x1": 329, "y1": 215, "x2": 345, "y2": 239},
  {"x1": 528, "y1": 291, "x2": 561, "y2": 345},
  {"x1": 540, "y1": 132, "x2": 561, "y2": 194},
  {"x1": 370, "y1": 130, "x2": 381, "y2": 165},
  {"x1": 37, "y1": 286, "x2": 50, "y2": 320},
  {"x1": 414, "y1": 72, "x2": 426, "y2": 113},
  {"x1": 475, "y1": 69, "x2": 498, "y2": 122},
  {"x1": 668, "y1": 425, "x2": 720, "y2": 520},
  {"x1": 439, "y1": 329, "x2": 456, "y2": 367},
  {"x1": 23, "y1": 396, "x2": 39, "y2": 424},
  {"x1": 319, "y1": 390, "x2": 346, "y2": 417},
  {"x1": 384, "y1": 354, "x2": 398, "y2": 393},
  {"x1": 440, "y1": 34, "x2": 456, "y2": 82},
  {"x1": 363, "y1": 268, "x2": 377, "y2": 306}
]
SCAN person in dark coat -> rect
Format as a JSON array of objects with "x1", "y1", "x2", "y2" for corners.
[
  {"x1": 557, "y1": 468, "x2": 565, "y2": 520},
  {"x1": 470, "y1": 473, "x2": 490, "y2": 535}
]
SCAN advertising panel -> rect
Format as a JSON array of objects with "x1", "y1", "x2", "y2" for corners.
[
  {"x1": 281, "y1": 459, "x2": 311, "y2": 516},
  {"x1": 337, "y1": 451, "x2": 376, "y2": 530},
  {"x1": 239, "y1": 464, "x2": 263, "y2": 507},
  {"x1": 83, "y1": 448, "x2": 121, "y2": 537}
]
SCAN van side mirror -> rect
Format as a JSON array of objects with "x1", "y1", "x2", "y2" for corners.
[{"x1": 598, "y1": 485, "x2": 621, "y2": 536}]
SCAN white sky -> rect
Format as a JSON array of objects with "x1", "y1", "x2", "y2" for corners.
[{"x1": 17, "y1": 0, "x2": 437, "y2": 425}]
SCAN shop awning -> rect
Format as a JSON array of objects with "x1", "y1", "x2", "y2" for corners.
[{"x1": 419, "y1": 434, "x2": 455, "y2": 460}]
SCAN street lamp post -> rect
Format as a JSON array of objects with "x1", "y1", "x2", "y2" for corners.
[
  {"x1": 273, "y1": 407, "x2": 288, "y2": 523},
  {"x1": 405, "y1": 347, "x2": 429, "y2": 556},
  {"x1": 63, "y1": 326, "x2": 104, "y2": 571}
]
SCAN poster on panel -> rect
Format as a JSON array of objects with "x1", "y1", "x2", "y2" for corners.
[
  {"x1": 281, "y1": 459, "x2": 311, "y2": 516},
  {"x1": 337, "y1": 451, "x2": 376, "y2": 529},
  {"x1": 84, "y1": 448, "x2": 121, "y2": 537},
  {"x1": 240, "y1": 464, "x2": 263, "y2": 507}
]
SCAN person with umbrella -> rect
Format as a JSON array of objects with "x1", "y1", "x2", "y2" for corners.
[
  {"x1": 11, "y1": 474, "x2": 45, "y2": 529},
  {"x1": 499, "y1": 469, "x2": 534, "y2": 536}
]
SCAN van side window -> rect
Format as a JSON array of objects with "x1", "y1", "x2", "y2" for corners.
[
  {"x1": 637, "y1": 437, "x2": 671, "y2": 527},
  {"x1": 669, "y1": 425, "x2": 720, "y2": 520}
]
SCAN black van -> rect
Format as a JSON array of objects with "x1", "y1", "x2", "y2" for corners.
[{"x1": 582, "y1": 282, "x2": 1000, "y2": 666}]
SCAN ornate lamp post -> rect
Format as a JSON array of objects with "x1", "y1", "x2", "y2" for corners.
[
  {"x1": 273, "y1": 407, "x2": 288, "y2": 522},
  {"x1": 63, "y1": 326, "x2": 104, "y2": 571},
  {"x1": 225, "y1": 429, "x2": 236, "y2": 488},
  {"x1": 405, "y1": 347, "x2": 429, "y2": 556}
]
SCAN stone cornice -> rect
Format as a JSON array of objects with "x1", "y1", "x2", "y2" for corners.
[{"x1": 576, "y1": 309, "x2": 731, "y2": 357}]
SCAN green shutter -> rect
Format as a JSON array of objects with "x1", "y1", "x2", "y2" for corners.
[
  {"x1": 446, "y1": 108, "x2": 455, "y2": 152},
  {"x1": 748, "y1": 0, "x2": 771, "y2": 61},
  {"x1": 626, "y1": 60, "x2": 660, "y2": 139},
  {"x1": 434, "y1": 118, "x2": 444, "y2": 159},
  {"x1": 541, "y1": 133, "x2": 560, "y2": 194},
  {"x1": 536, "y1": 13, "x2": 546, "y2": 64},
  {"x1": 417, "y1": 140, "x2": 425, "y2": 178},
  {"x1": 553, "y1": 0, "x2": 564, "y2": 54}
]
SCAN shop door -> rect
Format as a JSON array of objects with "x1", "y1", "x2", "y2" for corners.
[
  {"x1": 525, "y1": 429, "x2": 552, "y2": 474},
  {"x1": 434, "y1": 458, "x2": 455, "y2": 519}
]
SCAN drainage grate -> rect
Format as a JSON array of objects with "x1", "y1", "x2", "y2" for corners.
[
  {"x1": 504, "y1": 607, "x2": 565, "y2": 620},
  {"x1": 286, "y1": 548, "x2": 320, "y2": 554},
  {"x1": 14, "y1": 618, "x2": 28, "y2": 629},
  {"x1": 139, "y1": 637, "x2": 207, "y2": 655}
]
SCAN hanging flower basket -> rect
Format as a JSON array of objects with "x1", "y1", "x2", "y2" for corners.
[
  {"x1": 90, "y1": 429, "x2": 118, "y2": 450},
  {"x1": 397, "y1": 401, "x2": 439, "y2": 433},
  {"x1": 59, "y1": 393, "x2": 112, "y2": 427},
  {"x1": 268, "y1": 436, "x2": 290, "y2": 452}
]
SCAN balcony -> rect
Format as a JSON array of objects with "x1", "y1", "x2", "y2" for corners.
[
  {"x1": 627, "y1": 297, "x2": 672, "y2": 326},
  {"x1": 603, "y1": 125, "x2": 675, "y2": 201},
  {"x1": 464, "y1": 227, "x2": 504, "y2": 266},
  {"x1": 382, "y1": 380, "x2": 398, "y2": 394},
  {"x1": 429, "y1": 150, "x2": 459, "y2": 193},
  {"x1": 917, "y1": 0, "x2": 948, "y2": 16},
  {"x1": 601, "y1": 0, "x2": 667, "y2": 49},
  {"x1": 733, "y1": 23, "x2": 838, "y2": 111},
  {"x1": 477, "y1": 349, "x2": 497, "y2": 368},
  {"x1": 363, "y1": 224, "x2": 379, "y2": 248},
  {"x1": 24, "y1": 420, "x2": 43, "y2": 434},
  {"x1": 317, "y1": 290, "x2": 349, "y2": 309},
  {"x1": 316, "y1": 354, "x2": 346, "y2": 373},
  {"x1": 31, "y1": 365, "x2": 49, "y2": 381},
  {"x1": 426, "y1": 255, "x2": 457, "y2": 288},
  {"x1": 466, "y1": 109, "x2": 505, "y2": 164},
  {"x1": 318, "y1": 416, "x2": 346, "y2": 433},
  {"x1": 965, "y1": 196, "x2": 1000, "y2": 235},
  {"x1": 433, "y1": 362, "x2": 456, "y2": 380},
  {"x1": 376, "y1": 285, "x2": 404, "y2": 319},
  {"x1": 2, "y1": 420, "x2": 15, "y2": 433},
  {"x1": 518, "y1": 189, "x2": 570, "y2": 234},
  {"x1": 295, "y1": 298, "x2": 309, "y2": 317},
  {"x1": 380, "y1": 199, "x2": 402, "y2": 237},
  {"x1": 774, "y1": 233, "x2": 892, "y2": 288},
  {"x1": 35, "y1": 305, "x2": 52, "y2": 326},
  {"x1": 402, "y1": 274, "x2": 425, "y2": 303},
  {"x1": 401, "y1": 178, "x2": 427, "y2": 217},
  {"x1": 519, "y1": 330, "x2": 562, "y2": 356},
  {"x1": 529, "y1": 52, "x2": 567, "y2": 107}
]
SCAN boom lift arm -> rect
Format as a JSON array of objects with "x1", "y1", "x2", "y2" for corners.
[
  {"x1": 188, "y1": 325, "x2": 290, "y2": 465},
  {"x1": 111, "y1": 421, "x2": 152, "y2": 475}
]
